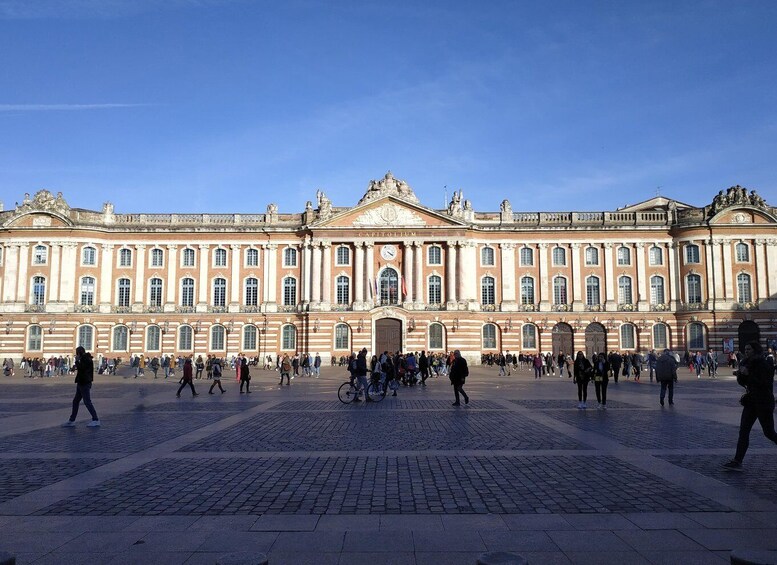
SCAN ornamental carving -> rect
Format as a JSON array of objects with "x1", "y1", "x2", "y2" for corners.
[
  {"x1": 357, "y1": 172, "x2": 420, "y2": 205},
  {"x1": 352, "y1": 203, "x2": 426, "y2": 227},
  {"x1": 708, "y1": 185, "x2": 768, "y2": 217},
  {"x1": 16, "y1": 190, "x2": 70, "y2": 216}
]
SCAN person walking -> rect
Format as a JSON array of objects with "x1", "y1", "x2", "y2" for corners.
[
  {"x1": 449, "y1": 350, "x2": 470, "y2": 406},
  {"x1": 313, "y1": 353, "x2": 321, "y2": 377},
  {"x1": 706, "y1": 349, "x2": 718, "y2": 378},
  {"x1": 62, "y1": 346, "x2": 100, "y2": 427},
  {"x1": 593, "y1": 352, "x2": 610, "y2": 409},
  {"x1": 150, "y1": 356, "x2": 160, "y2": 379},
  {"x1": 239, "y1": 357, "x2": 252, "y2": 393},
  {"x1": 195, "y1": 355, "x2": 205, "y2": 379},
  {"x1": 573, "y1": 351, "x2": 592, "y2": 409},
  {"x1": 279, "y1": 354, "x2": 292, "y2": 385},
  {"x1": 647, "y1": 349, "x2": 658, "y2": 383},
  {"x1": 722, "y1": 342, "x2": 777, "y2": 471},
  {"x1": 532, "y1": 353, "x2": 543, "y2": 379},
  {"x1": 655, "y1": 348, "x2": 678, "y2": 406},
  {"x1": 209, "y1": 358, "x2": 226, "y2": 394},
  {"x1": 176, "y1": 357, "x2": 198, "y2": 398}
]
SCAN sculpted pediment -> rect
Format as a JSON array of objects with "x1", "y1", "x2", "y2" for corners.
[
  {"x1": 710, "y1": 208, "x2": 777, "y2": 225},
  {"x1": 315, "y1": 197, "x2": 467, "y2": 228},
  {"x1": 4, "y1": 211, "x2": 72, "y2": 228}
]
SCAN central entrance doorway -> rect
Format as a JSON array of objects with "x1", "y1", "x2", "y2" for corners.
[
  {"x1": 585, "y1": 323, "x2": 607, "y2": 359},
  {"x1": 375, "y1": 318, "x2": 402, "y2": 354},
  {"x1": 551, "y1": 323, "x2": 573, "y2": 357}
]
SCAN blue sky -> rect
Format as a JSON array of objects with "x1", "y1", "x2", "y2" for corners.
[{"x1": 1, "y1": 0, "x2": 776, "y2": 214}]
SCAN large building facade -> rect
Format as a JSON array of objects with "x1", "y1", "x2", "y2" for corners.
[{"x1": 1, "y1": 174, "x2": 775, "y2": 363}]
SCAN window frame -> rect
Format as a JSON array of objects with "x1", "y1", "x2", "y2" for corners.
[
  {"x1": 428, "y1": 245, "x2": 442, "y2": 266},
  {"x1": 686, "y1": 273, "x2": 702, "y2": 304},
  {"x1": 620, "y1": 323, "x2": 635, "y2": 350},
  {"x1": 553, "y1": 275, "x2": 568, "y2": 305},
  {"x1": 334, "y1": 323, "x2": 349, "y2": 350},
  {"x1": 428, "y1": 274, "x2": 442, "y2": 305},
  {"x1": 585, "y1": 246, "x2": 599, "y2": 266},
  {"x1": 119, "y1": 248, "x2": 132, "y2": 267},
  {"x1": 283, "y1": 247, "x2": 298, "y2": 267},
  {"x1": 482, "y1": 323, "x2": 497, "y2": 349},
  {"x1": 245, "y1": 248, "x2": 259, "y2": 267},
  {"x1": 586, "y1": 275, "x2": 600, "y2": 306},
  {"x1": 519, "y1": 247, "x2": 534, "y2": 266},
  {"x1": 182, "y1": 248, "x2": 196, "y2": 267},
  {"x1": 33, "y1": 244, "x2": 48, "y2": 265},
  {"x1": 336, "y1": 275, "x2": 350, "y2": 305},
  {"x1": 522, "y1": 324, "x2": 537, "y2": 349},
  {"x1": 552, "y1": 246, "x2": 566, "y2": 266},
  {"x1": 737, "y1": 273, "x2": 752, "y2": 303},
  {"x1": 117, "y1": 278, "x2": 131, "y2": 307},
  {"x1": 212, "y1": 277, "x2": 227, "y2": 307},
  {"x1": 649, "y1": 245, "x2": 663, "y2": 266},
  {"x1": 149, "y1": 278, "x2": 163, "y2": 307},
  {"x1": 150, "y1": 248, "x2": 164, "y2": 268},
  {"x1": 82, "y1": 246, "x2": 97, "y2": 266},
  {"x1": 481, "y1": 275, "x2": 495, "y2": 306},
  {"x1": 181, "y1": 278, "x2": 195, "y2": 307},
  {"x1": 28, "y1": 324, "x2": 43, "y2": 351},
  {"x1": 282, "y1": 324, "x2": 296, "y2": 350},
  {"x1": 179, "y1": 325, "x2": 193, "y2": 351},
  {"x1": 481, "y1": 246, "x2": 495, "y2": 267},
  {"x1": 685, "y1": 244, "x2": 700, "y2": 264},
  {"x1": 283, "y1": 277, "x2": 297, "y2": 306},
  {"x1": 735, "y1": 242, "x2": 750, "y2": 263},
  {"x1": 113, "y1": 325, "x2": 129, "y2": 352},
  {"x1": 32, "y1": 275, "x2": 46, "y2": 305},
  {"x1": 335, "y1": 246, "x2": 350, "y2": 266},
  {"x1": 245, "y1": 277, "x2": 259, "y2": 307},
  {"x1": 80, "y1": 276, "x2": 96, "y2": 306},
  {"x1": 429, "y1": 322, "x2": 444, "y2": 350},
  {"x1": 213, "y1": 248, "x2": 227, "y2": 268}
]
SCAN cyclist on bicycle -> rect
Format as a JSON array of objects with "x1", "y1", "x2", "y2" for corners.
[{"x1": 353, "y1": 348, "x2": 371, "y2": 402}]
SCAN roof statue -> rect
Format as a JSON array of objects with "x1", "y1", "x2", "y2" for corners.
[
  {"x1": 316, "y1": 189, "x2": 333, "y2": 219},
  {"x1": 357, "y1": 171, "x2": 420, "y2": 205},
  {"x1": 15, "y1": 189, "x2": 70, "y2": 216},
  {"x1": 447, "y1": 189, "x2": 464, "y2": 217},
  {"x1": 708, "y1": 185, "x2": 768, "y2": 217}
]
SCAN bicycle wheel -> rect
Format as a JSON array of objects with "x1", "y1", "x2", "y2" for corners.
[
  {"x1": 338, "y1": 381, "x2": 359, "y2": 404},
  {"x1": 367, "y1": 381, "x2": 386, "y2": 402}
]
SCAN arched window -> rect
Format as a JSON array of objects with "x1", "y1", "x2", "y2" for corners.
[
  {"x1": 32, "y1": 276, "x2": 46, "y2": 305},
  {"x1": 82, "y1": 246, "x2": 96, "y2": 266},
  {"x1": 150, "y1": 248, "x2": 164, "y2": 267},
  {"x1": 113, "y1": 326, "x2": 129, "y2": 351},
  {"x1": 737, "y1": 273, "x2": 752, "y2": 303},
  {"x1": 179, "y1": 325, "x2": 193, "y2": 350},
  {"x1": 119, "y1": 248, "x2": 132, "y2": 267},
  {"x1": 117, "y1": 278, "x2": 131, "y2": 307},
  {"x1": 552, "y1": 246, "x2": 566, "y2": 266},
  {"x1": 33, "y1": 244, "x2": 48, "y2": 264},
  {"x1": 520, "y1": 276, "x2": 534, "y2": 305},
  {"x1": 282, "y1": 324, "x2": 296, "y2": 350},
  {"x1": 481, "y1": 246, "x2": 495, "y2": 266},
  {"x1": 481, "y1": 276, "x2": 495, "y2": 305},
  {"x1": 429, "y1": 323, "x2": 444, "y2": 349},
  {"x1": 522, "y1": 324, "x2": 537, "y2": 349},
  {"x1": 618, "y1": 276, "x2": 633, "y2": 305},
  {"x1": 688, "y1": 322, "x2": 705, "y2": 350},
  {"x1": 245, "y1": 277, "x2": 258, "y2": 306},
  {"x1": 336, "y1": 275, "x2": 350, "y2": 305},
  {"x1": 334, "y1": 323, "x2": 349, "y2": 350},
  {"x1": 283, "y1": 277, "x2": 297, "y2": 306},
  {"x1": 379, "y1": 268, "x2": 399, "y2": 305},
  {"x1": 336, "y1": 246, "x2": 350, "y2": 266},
  {"x1": 553, "y1": 276, "x2": 567, "y2": 305},
  {"x1": 650, "y1": 275, "x2": 665, "y2": 305},
  {"x1": 243, "y1": 325, "x2": 257, "y2": 350},
  {"x1": 482, "y1": 323, "x2": 497, "y2": 349},
  {"x1": 620, "y1": 323, "x2": 635, "y2": 350},
  {"x1": 428, "y1": 275, "x2": 442, "y2": 304},
  {"x1": 78, "y1": 325, "x2": 94, "y2": 351},
  {"x1": 735, "y1": 243, "x2": 750, "y2": 262},
  {"x1": 428, "y1": 245, "x2": 442, "y2": 265},
  {"x1": 181, "y1": 278, "x2": 195, "y2": 307},
  {"x1": 211, "y1": 325, "x2": 225, "y2": 350},
  {"x1": 28, "y1": 325, "x2": 43, "y2": 351},
  {"x1": 182, "y1": 248, "x2": 195, "y2": 267},
  {"x1": 586, "y1": 276, "x2": 600, "y2": 306},
  {"x1": 649, "y1": 245, "x2": 663, "y2": 266},
  {"x1": 585, "y1": 246, "x2": 599, "y2": 265},
  {"x1": 214, "y1": 248, "x2": 227, "y2": 267},
  {"x1": 520, "y1": 247, "x2": 533, "y2": 266},
  {"x1": 246, "y1": 248, "x2": 259, "y2": 267},
  {"x1": 685, "y1": 244, "x2": 700, "y2": 264},
  {"x1": 653, "y1": 323, "x2": 668, "y2": 349},
  {"x1": 213, "y1": 277, "x2": 227, "y2": 307},
  {"x1": 686, "y1": 274, "x2": 702, "y2": 303},
  {"x1": 80, "y1": 277, "x2": 95, "y2": 306},
  {"x1": 617, "y1": 246, "x2": 631, "y2": 265},
  {"x1": 283, "y1": 247, "x2": 297, "y2": 267},
  {"x1": 147, "y1": 326, "x2": 161, "y2": 351},
  {"x1": 149, "y1": 278, "x2": 163, "y2": 307}
]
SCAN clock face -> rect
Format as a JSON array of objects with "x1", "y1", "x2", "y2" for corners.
[{"x1": 381, "y1": 244, "x2": 398, "y2": 261}]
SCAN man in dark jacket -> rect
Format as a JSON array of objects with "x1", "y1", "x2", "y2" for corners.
[
  {"x1": 62, "y1": 346, "x2": 100, "y2": 427},
  {"x1": 723, "y1": 341, "x2": 777, "y2": 471},
  {"x1": 655, "y1": 349, "x2": 677, "y2": 407},
  {"x1": 449, "y1": 350, "x2": 470, "y2": 406}
]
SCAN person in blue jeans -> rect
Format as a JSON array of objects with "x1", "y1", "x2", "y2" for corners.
[{"x1": 62, "y1": 346, "x2": 100, "y2": 427}]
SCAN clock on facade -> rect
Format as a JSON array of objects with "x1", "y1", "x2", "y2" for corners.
[{"x1": 380, "y1": 244, "x2": 398, "y2": 261}]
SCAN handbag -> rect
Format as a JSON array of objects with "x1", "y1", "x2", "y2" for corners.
[{"x1": 739, "y1": 391, "x2": 754, "y2": 407}]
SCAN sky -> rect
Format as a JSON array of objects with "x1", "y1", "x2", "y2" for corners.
[{"x1": 1, "y1": 0, "x2": 776, "y2": 215}]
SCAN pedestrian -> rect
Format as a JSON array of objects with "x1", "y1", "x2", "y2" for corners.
[
  {"x1": 313, "y1": 352, "x2": 321, "y2": 377},
  {"x1": 532, "y1": 353, "x2": 543, "y2": 379},
  {"x1": 279, "y1": 353, "x2": 292, "y2": 385},
  {"x1": 239, "y1": 357, "x2": 252, "y2": 393},
  {"x1": 722, "y1": 342, "x2": 777, "y2": 471},
  {"x1": 150, "y1": 356, "x2": 160, "y2": 379},
  {"x1": 353, "y1": 348, "x2": 371, "y2": 402},
  {"x1": 449, "y1": 350, "x2": 470, "y2": 406},
  {"x1": 195, "y1": 355, "x2": 205, "y2": 379},
  {"x1": 655, "y1": 348, "x2": 677, "y2": 407},
  {"x1": 647, "y1": 349, "x2": 658, "y2": 383},
  {"x1": 208, "y1": 358, "x2": 226, "y2": 393},
  {"x1": 593, "y1": 352, "x2": 610, "y2": 409},
  {"x1": 706, "y1": 349, "x2": 718, "y2": 378},
  {"x1": 176, "y1": 357, "x2": 198, "y2": 398},
  {"x1": 61, "y1": 346, "x2": 100, "y2": 427},
  {"x1": 573, "y1": 351, "x2": 592, "y2": 409}
]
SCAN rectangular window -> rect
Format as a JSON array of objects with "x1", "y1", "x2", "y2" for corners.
[{"x1": 520, "y1": 247, "x2": 533, "y2": 266}]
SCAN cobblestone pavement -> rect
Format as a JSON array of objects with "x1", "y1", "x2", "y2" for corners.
[{"x1": 0, "y1": 365, "x2": 776, "y2": 564}]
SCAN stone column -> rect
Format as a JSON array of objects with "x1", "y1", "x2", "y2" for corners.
[
  {"x1": 767, "y1": 239, "x2": 777, "y2": 302},
  {"x1": 134, "y1": 244, "x2": 146, "y2": 306},
  {"x1": 460, "y1": 241, "x2": 477, "y2": 306},
  {"x1": 365, "y1": 242, "x2": 375, "y2": 306},
  {"x1": 711, "y1": 238, "x2": 725, "y2": 307},
  {"x1": 667, "y1": 242, "x2": 680, "y2": 309},
  {"x1": 230, "y1": 244, "x2": 241, "y2": 311},
  {"x1": 302, "y1": 240, "x2": 312, "y2": 306},
  {"x1": 311, "y1": 241, "x2": 322, "y2": 307},
  {"x1": 2, "y1": 244, "x2": 19, "y2": 302},
  {"x1": 704, "y1": 240, "x2": 715, "y2": 305},
  {"x1": 59, "y1": 243, "x2": 78, "y2": 306},
  {"x1": 500, "y1": 242, "x2": 517, "y2": 311},
  {"x1": 755, "y1": 239, "x2": 768, "y2": 303},
  {"x1": 722, "y1": 239, "x2": 734, "y2": 301},
  {"x1": 266, "y1": 244, "x2": 278, "y2": 310},
  {"x1": 321, "y1": 241, "x2": 332, "y2": 308},
  {"x1": 99, "y1": 244, "x2": 114, "y2": 307},
  {"x1": 603, "y1": 242, "x2": 615, "y2": 310},
  {"x1": 414, "y1": 241, "x2": 424, "y2": 308},
  {"x1": 446, "y1": 243, "x2": 457, "y2": 307},
  {"x1": 165, "y1": 244, "x2": 177, "y2": 309},
  {"x1": 49, "y1": 242, "x2": 62, "y2": 302},
  {"x1": 16, "y1": 243, "x2": 30, "y2": 303},
  {"x1": 570, "y1": 243, "x2": 582, "y2": 309},
  {"x1": 262, "y1": 244, "x2": 270, "y2": 304},
  {"x1": 403, "y1": 242, "x2": 413, "y2": 304},
  {"x1": 354, "y1": 242, "x2": 364, "y2": 308},
  {"x1": 197, "y1": 244, "x2": 210, "y2": 310},
  {"x1": 538, "y1": 242, "x2": 550, "y2": 312},
  {"x1": 636, "y1": 242, "x2": 647, "y2": 312}
]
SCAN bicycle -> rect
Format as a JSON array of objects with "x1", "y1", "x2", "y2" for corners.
[
  {"x1": 366, "y1": 373, "x2": 387, "y2": 402},
  {"x1": 338, "y1": 380, "x2": 362, "y2": 404}
]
